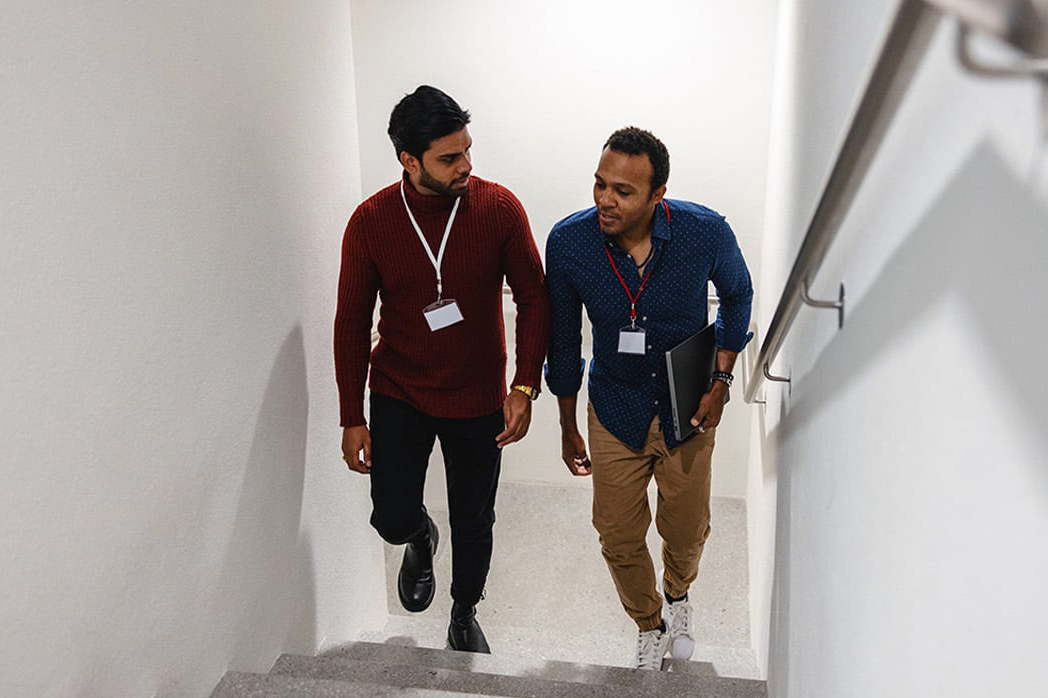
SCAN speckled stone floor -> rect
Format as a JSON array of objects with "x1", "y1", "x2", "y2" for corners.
[{"x1": 361, "y1": 481, "x2": 758, "y2": 679}]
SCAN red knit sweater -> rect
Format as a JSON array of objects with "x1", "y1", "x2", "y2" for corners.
[{"x1": 334, "y1": 175, "x2": 550, "y2": 426}]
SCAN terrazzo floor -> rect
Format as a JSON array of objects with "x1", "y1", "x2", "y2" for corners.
[{"x1": 359, "y1": 480, "x2": 759, "y2": 679}]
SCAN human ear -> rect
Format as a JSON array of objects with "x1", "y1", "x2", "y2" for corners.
[
  {"x1": 399, "y1": 150, "x2": 420, "y2": 175},
  {"x1": 649, "y1": 184, "x2": 667, "y2": 205}
]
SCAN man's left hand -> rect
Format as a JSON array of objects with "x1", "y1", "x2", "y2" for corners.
[
  {"x1": 496, "y1": 390, "x2": 533, "y2": 448},
  {"x1": 690, "y1": 381, "x2": 729, "y2": 433}
]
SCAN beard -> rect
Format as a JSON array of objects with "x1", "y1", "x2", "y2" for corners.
[{"x1": 419, "y1": 165, "x2": 469, "y2": 197}]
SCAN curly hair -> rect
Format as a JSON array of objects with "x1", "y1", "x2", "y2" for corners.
[{"x1": 603, "y1": 126, "x2": 670, "y2": 194}]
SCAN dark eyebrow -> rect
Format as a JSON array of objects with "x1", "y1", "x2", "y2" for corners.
[{"x1": 439, "y1": 144, "x2": 471, "y2": 160}]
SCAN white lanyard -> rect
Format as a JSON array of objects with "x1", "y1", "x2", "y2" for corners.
[{"x1": 400, "y1": 179, "x2": 461, "y2": 300}]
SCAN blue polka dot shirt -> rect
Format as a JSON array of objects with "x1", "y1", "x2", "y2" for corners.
[{"x1": 544, "y1": 199, "x2": 753, "y2": 450}]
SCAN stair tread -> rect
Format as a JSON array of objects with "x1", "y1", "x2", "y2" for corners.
[
  {"x1": 210, "y1": 671, "x2": 490, "y2": 698},
  {"x1": 272, "y1": 642, "x2": 765, "y2": 698}
]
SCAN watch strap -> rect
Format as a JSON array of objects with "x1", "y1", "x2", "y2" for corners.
[{"x1": 511, "y1": 384, "x2": 539, "y2": 400}]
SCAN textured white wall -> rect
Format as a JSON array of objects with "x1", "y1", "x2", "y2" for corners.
[
  {"x1": 348, "y1": 0, "x2": 779, "y2": 498},
  {"x1": 0, "y1": 3, "x2": 384, "y2": 697},
  {"x1": 757, "y1": 1, "x2": 1048, "y2": 695}
]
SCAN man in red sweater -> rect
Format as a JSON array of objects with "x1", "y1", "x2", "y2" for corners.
[{"x1": 334, "y1": 85, "x2": 550, "y2": 653}]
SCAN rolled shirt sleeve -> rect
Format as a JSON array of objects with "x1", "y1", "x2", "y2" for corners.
[{"x1": 544, "y1": 224, "x2": 587, "y2": 397}]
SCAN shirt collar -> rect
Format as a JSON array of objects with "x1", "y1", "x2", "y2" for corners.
[
  {"x1": 600, "y1": 200, "x2": 673, "y2": 250},
  {"x1": 652, "y1": 200, "x2": 672, "y2": 242}
]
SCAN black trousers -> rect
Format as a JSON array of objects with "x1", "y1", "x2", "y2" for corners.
[{"x1": 368, "y1": 391, "x2": 503, "y2": 607}]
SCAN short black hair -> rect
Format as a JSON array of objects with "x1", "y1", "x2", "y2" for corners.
[
  {"x1": 388, "y1": 85, "x2": 471, "y2": 161},
  {"x1": 603, "y1": 127, "x2": 670, "y2": 195}
]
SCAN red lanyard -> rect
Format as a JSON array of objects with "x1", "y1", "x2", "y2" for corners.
[
  {"x1": 603, "y1": 201, "x2": 669, "y2": 326},
  {"x1": 604, "y1": 244, "x2": 653, "y2": 326}
]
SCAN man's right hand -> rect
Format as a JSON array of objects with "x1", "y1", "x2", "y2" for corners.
[
  {"x1": 342, "y1": 425, "x2": 372, "y2": 474},
  {"x1": 561, "y1": 430, "x2": 592, "y2": 477}
]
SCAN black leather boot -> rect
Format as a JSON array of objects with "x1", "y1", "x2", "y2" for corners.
[
  {"x1": 447, "y1": 601, "x2": 490, "y2": 653},
  {"x1": 397, "y1": 515, "x2": 438, "y2": 613}
]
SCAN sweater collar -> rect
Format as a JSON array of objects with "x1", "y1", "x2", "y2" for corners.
[{"x1": 401, "y1": 171, "x2": 464, "y2": 215}]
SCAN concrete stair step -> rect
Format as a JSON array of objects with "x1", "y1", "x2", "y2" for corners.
[
  {"x1": 272, "y1": 641, "x2": 766, "y2": 698},
  {"x1": 209, "y1": 671, "x2": 488, "y2": 698},
  {"x1": 210, "y1": 643, "x2": 766, "y2": 698}
]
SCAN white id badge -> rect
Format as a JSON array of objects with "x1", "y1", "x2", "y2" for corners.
[
  {"x1": 618, "y1": 326, "x2": 646, "y2": 355},
  {"x1": 423, "y1": 299, "x2": 464, "y2": 331}
]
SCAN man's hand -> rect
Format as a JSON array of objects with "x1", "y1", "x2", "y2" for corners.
[
  {"x1": 496, "y1": 390, "x2": 532, "y2": 448},
  {"x1": 690, "y1": 381, "x2": 729, "y2": 433},
  {"x1": 561, "y1": 430, "x2": 592, "y2": 477},
  {"x1": 342, "y1": 425, "x2": 372, "y2": 474}
]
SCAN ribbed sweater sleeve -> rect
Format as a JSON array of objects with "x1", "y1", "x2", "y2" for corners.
[
  {"x1": 333, "y1": 205, "x2": 379, "y2": 427},
  {"x1": 498, "y1": 188, "x2": 551, "y2": 390}
]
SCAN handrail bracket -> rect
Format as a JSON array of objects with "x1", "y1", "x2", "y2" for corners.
[
  {"x1": 762, "y1": 362, "x2": 791, "y2": 399},
  {"x1": 763, "y1": 362, "x2": 790, "y2": 384},
  {"x1": 956, "y1": 22, "x2": 1048, "y2": 78},
  {"x1": 800, "y1": 279, "x2": 846, "y2": 330}
]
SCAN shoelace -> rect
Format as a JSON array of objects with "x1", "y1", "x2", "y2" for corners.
[
  {"x1": 635, "y1": 629, "x2": 663, "y2": 668},
  {"x1": 669, "y1": 602, "x2": 692, "y2": 636}
]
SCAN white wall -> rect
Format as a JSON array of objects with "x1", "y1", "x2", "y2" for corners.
[
  {"x1": 0, "y1": 3, "x2": 385, "y2": 697},
  {"x1": 348, "y1": 0, "x2": 780, "y2": 498},
  {"x1": 757, "y1": 1, "x2": 1048, "y2": 695}
]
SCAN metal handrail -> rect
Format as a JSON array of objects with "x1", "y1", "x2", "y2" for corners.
[{"x1": 743, "y1": 0, "x2": 1048, "y2": 404}]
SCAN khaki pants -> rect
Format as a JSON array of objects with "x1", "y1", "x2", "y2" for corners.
[{"x1": 588, "y1": 402, "x2": 714, "y2": 631}]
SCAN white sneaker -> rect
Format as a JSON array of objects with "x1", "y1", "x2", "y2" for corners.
[
  {"x1": 632, "y1": 624, "x2": 670, "y2": 670},
  {"x1": 666, "y1": 597, "x2": 694, "y2": 659}
]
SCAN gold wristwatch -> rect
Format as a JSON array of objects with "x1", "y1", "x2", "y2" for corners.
[{"x1": 511, "y1": 384, "x2": 539, "y2": 400}]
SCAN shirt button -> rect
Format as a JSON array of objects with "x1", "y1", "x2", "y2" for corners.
[
  {"x1": 651, "y1": 372, "x2": 656, "y2": 378},
  {"x1": 654, "y1": 400, "x2": 659, "y2": 406},
  {"x1": 647, "y1": 345, "x2": 652, "y2": 350},
  {"x1": 642, "y1": 316, "x2": 648, "y2": 321}
]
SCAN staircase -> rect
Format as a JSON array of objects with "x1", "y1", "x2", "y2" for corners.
[
  {"x1": 209, "y1": 481, "x2": 763, "y2": 697},
  {"x1": 208, "y1": 640, "x2": 767, "y2": 697}
]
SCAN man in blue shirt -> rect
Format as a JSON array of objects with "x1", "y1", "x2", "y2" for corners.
[{"x1": 545, "y1": 127, "x2": 753, "y2": 670}]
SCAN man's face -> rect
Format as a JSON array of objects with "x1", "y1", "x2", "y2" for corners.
[
  {"x1": 404, "y1": 127, "x2": 473, "y2": 196},
  {"x1": 593, "y1": 147, "x2": 665, "y2": 238}
]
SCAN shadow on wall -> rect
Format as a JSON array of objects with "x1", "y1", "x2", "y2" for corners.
[
  {"x1": 783, "y1": 140, "x2": 1048, "y2": 477},
  {"x1": 763, "y1": 141, "x2": 1048, "y2": 693},
  {"x1": 211, "y1": 325, "x2": 317, "y2": 671}
]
